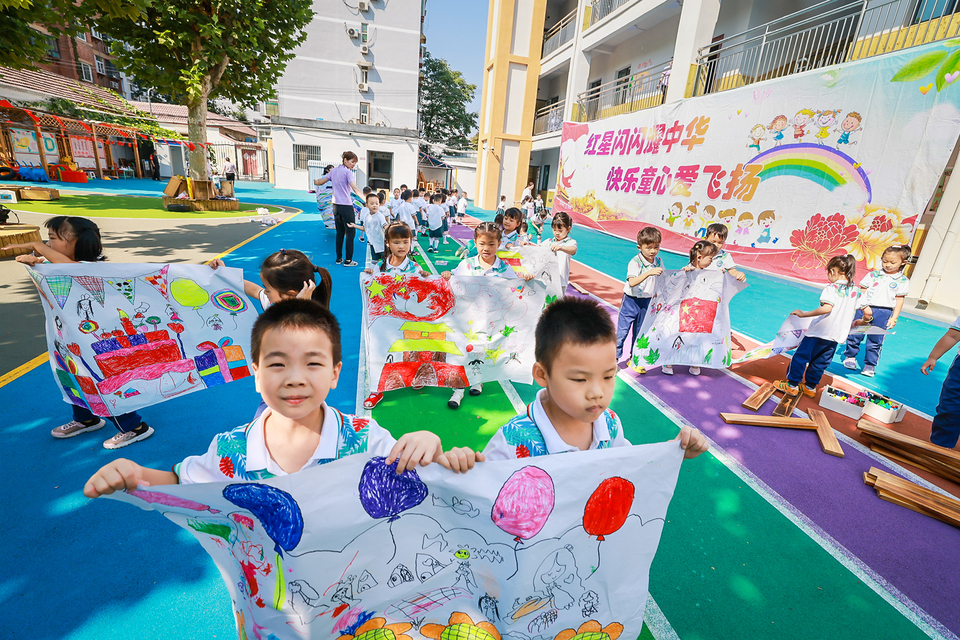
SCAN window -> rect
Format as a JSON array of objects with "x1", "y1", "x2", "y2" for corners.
[
  {"x1": 360, "y1": 102, "x2": 370, "y2": 124},
  {"x1": 614, "y1": 66, "x2": 631, "y2": 105},
  {"x1": 360, "y1": 68, "x2": 369, "y2": 84},
  {"x1": 105, "y1": 59, "x2": 120, "y2": 78},
  {"x1": 95, "y1": 56, "x2": 106, "y2": 75},
  {"x1": 76, "y1": 31, "x2": 87, "y2": 41},
  {"x1": 45, "y1": 36, "x2": 61, "y2": 59},
  {"x1": 265, "y1": 99, "x2": 279, "y2": 116},
  {"x1": 540, "y1": 165, "x2": 551, "y2": 191},
  {"x1": 293, "y1": 144, "x2": 322, "y2": 170},
  {"x1": 90, "y1": 27, "x2": 103, "y2": 40},
  {"x1": 79, "y1": 62, "x2": 93, "y2": 82},
  {"x1": 361, "y1": 23, "x2": 369, "y2": 43}
]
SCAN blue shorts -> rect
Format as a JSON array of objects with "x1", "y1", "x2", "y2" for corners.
[{"x1": 429, "y1": 227, "x2": 443, "y2": 239}]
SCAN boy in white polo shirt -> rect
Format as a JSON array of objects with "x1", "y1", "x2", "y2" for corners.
[
  {"x1": 456, "y1": 191, "x2": 468, "y2": 224},
  {"x1": 704, "y1": 223, "x2": 747, "y2": 282},
  {"x1": 617, "y1": 226, "x2": 664, "y2": 369},
  {"x1": 483, "y1": 297, "x2": 707, "y2": 461},
  {"x1": 84, "y1": 299, "x2": 481, "y2": 496}
]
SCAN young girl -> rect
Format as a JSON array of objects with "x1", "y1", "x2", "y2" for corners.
[
  {"x1": 843, "y1": 245, "x2": 911, "y2": 377},
  {"x1": 540, "y1": 211, "x2": 578, "y2": 297},
  {"x1": 212, "y1": 248, "x2": 333, "y2": 310},
  {"x1": 521, "y1": 195, "x2": 536, "y2": 221},
  {"x1": 670, "y1": 240, "x2": 720, "y2": 376},
  {"x1": 496, "y1": 195, "x2": 507, "y2": 218},
  {"x1": 518, "y1": 221, "x2": 533, "y2": 245},
  {"x1": 441, "y1": 222, "x2": 534, "y2": 409},
  {"x1": 777, "y1": 254, "x2": 861, "y2": 397},
  {"x1": 5, "y1": 216, "x2": 155, "y2": 449},
  {"x1": 501, "y1": 208, "x2": 523, "y2": 248},
  {"x1": 364, "y1": 222, "x2": 430, "y2": 277}
]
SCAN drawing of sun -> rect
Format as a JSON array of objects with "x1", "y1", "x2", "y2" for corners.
[
  {"x1": 553, "y1": 621, "x2": 624, "y2": 640},
  {"x1": 338, "y1": 617, "x2": 413, "y2": 640},
  {"x1": 421, "y1": 612, "x2": 501, "y2": 640}
]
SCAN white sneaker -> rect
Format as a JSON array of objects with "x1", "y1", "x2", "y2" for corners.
[
  {"x1": 843, "y1": 357, "x2": 858, "y2": 370},
  {"x1": 448, "y1": 388, "x2": 465, "y2": 409},
  {"x1": 103, "y1": 423, "x2": 154, "y2": 449},
  {"x1": 469, "y1": 383, "x2": 483, "y2": 396},
  {"x1": 51, "y1": 417, "x2": 106, "y2": 438},
  {"x1": 662, "y1": 365, "x2": 674, "y2": 375},
  {"x1": 861, "y1": 366, "x2": 876, "y2": 377},
  {"x1": 689, "y1": 366, "x2": 701, "y2": 375}
]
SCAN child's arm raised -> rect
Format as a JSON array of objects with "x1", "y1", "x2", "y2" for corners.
[
  {"x1": 5, "y1": 241, "x2": 75, "y2": 264},
  {"x1": 84, "y1": 459, "x2": 178, "y2": 498},
  {"x1": 921, "y1": 328, "x2": 960, "y2": 374},
  {"x1": 727, "y1": 267, "x2": 747, "y2": 282},
  {"x1": 791, "y1": 302, "x2": 833, "y2": 318},
  {"x1": 627, "y1": 267, "x2": 664, "y2": 287},
  {"x1": 209, "y1": 258, "x2": 264, "y2": 299}
]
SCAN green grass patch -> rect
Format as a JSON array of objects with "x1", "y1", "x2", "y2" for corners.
[{"x1": 12, "y1": 193, "x2": 284, "y2": 219}]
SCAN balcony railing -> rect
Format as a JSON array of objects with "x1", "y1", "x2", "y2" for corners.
[
  {"x1": 694, "y1": 0, "x2": 960, "y2": 96},
  {"x1": 543, "y1": 9, "x2": 577, "y2": 58},
  {"x1": 533, "y1": 100, "x2": 565, "y2": 135},
  {"x1": 589, "y1": 0, "x2": 631, "y2": 28},
  {"x1": 573, "y1": 66, "x2": 666, "y2": 122}
]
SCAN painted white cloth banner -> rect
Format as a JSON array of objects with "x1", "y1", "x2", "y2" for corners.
[
  {"x1": 631, "y1": 270, "x2": 746, "y2": 370},
  {"x1": 496, "y1": 245, "x2": 565, "y2": 303},
  {"x1": 733, "y1": 313, "x2": 890, "y2": 364},
  {"x1": 106, "y1": 443, "x2": 684, "y2": 640},
  {"x1": 30, "y1": 263, "x2": 256, "y2": 417},
  {"x1": 362, "y1": 274, "x2": 547, "y2": 391}
]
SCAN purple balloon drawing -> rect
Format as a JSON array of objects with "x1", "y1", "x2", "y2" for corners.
[
  {"x1": 359, "y1": 457, "x2": 428, "y2": 522},
  {"x1": 491, "y1": 466, "x2": 555, "y2": 542},
  {"x1": 223, "y1": 483, "x2": 303, "y2": 556}
]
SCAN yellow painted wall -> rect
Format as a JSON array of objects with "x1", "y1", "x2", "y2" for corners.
[{"x1": 849, "y1": 15, "x2": 960, "y2": 61}]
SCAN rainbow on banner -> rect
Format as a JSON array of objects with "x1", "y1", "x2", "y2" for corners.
[{"x1": 749, "y1": 143, "x2": 872, "y2": 201}]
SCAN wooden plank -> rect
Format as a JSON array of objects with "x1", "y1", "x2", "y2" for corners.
[
  {"x1": 865, "y1": 467, "x2": 960, "y2": 527},
  {"x1": 742, "y1": 382, "x2": 776, "y2": 411},
  {"x1": 808, "y1": 409, "x2": 844, "y2": 458},
  {"x1": 720, "y1": 413, "x2": 818, "y2": 429},
  {"x1": 773, "y1": 390, "x2": 801, "y2": 417},
  {"x1": 867, "y1": 443, "x2": 960, "y2": 485},
  {"x1": 869, "y1": 467, "x2": 960, "y2": 510},
  {"x1": 857, "y1": 419, "x2": 960, "y2": 467}
]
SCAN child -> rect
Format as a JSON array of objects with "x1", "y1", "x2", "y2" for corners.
[
  {"x1": 365, "y1": 222, "x2": 430, "y2": 277},
  {"x1": 211, "y1": 249, "x2": 333, "y2": 311},
  {"x1": 921, "y1": 318, "x2": 960, "y2": 448},
  {"x1": 671, "y1": 240, "x2": 720, "y2": 376},
  {"x1": 349, "y1": 192, "x2": 388, "y2": 261},
  {"x1": 617, "y1": 226, "x2": 664, "y2": 369},
  {"x1": 83, "y1": 299, "x2": 483, "y2": 499},
  {"x1": 456, "y1": 191, "x2": 468, "y2": 225},
  {"x1": 541, "y1": 211, "x2": 578, "y2": 296},
  {"x1": 441, "y1": 222, "x2": 534, "y2": 409},
  {"x1": 496, "y1": 195, "x2": 507, "y2": 218},
  {"x1": 535, "y1": 193, "x2": 545, "y2": 219},
  {"x1": 482, "y1": 297, "x2": 708, "y2": 460},
  {"x1": 5, "y1": 216, "x2": 154, "y2": 449},
  {"x1": 426, "y1": 193, "x2": 446, "y2": 253},
  {"x1": 494, "y1": 212, "x2": 505, "y2": 229},
  {"x1": 445, "y1": 190, "x2": 456, "y2": 238},
  {"x1": 521, "y1": 195, "x2": 536, "y2": 221},
  {"x1": 843, "y1": 244, "x2": 911, "y2": 376},
  {"x1": 357, "y1": 186, "x2": 373, "y2": 243},
  {"x1": 395, "y1": 190, "x2": 419, "y2": 249},
  {"x1": 412, "y1": 188, "x2": 428, "y2": 234},
  {"x1": 518, "y1": 221, "x2": 533, "y2": 245},
  {"x1": 501, "y1": 207, "x2": 523, "y2": 248},
  {"x1": 776, "y1": 254, "x2": 861, "y2": 397},
  {"x1": 704, "y1": 222, "x2": 747, "y2": 282}
]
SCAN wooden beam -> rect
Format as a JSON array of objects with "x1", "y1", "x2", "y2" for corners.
[
  {"x1": 858, "y1": 419, "x2": 960, "y2": 467},
  {"x1": 867, "y1": 442, "x2": 960, "y2": 485},
  {"x1": 808, "y1": 409, "x2": 844, "y2": 458},
  {"x1": 773, "y1": 391, "x2": 801, "y2": 417},
  {"x1": 33, "y1": 125, "x2": 49, "y2": 178},
  {"x1": 864, "y1": 467, "x2": 960, "y2": 527},
  {"x1": 720, "y1": 413, "x2": 818, "y2": 429},
  {"x1": 132, "y1": 138, "x2": 143, "y2": 179},
  {"x1": 742, "y1": 382, "x2": 775, "y2": 411}
]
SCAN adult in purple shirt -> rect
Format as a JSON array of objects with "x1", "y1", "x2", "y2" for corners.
[{"x1": 316, "y1": 151, "x2": 365, "y2": 266}]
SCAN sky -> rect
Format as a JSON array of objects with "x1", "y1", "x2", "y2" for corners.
[{"x1": 422, "y1": 0, "x2": 489, "y2": 117}]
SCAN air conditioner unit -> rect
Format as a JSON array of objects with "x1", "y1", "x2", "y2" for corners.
[
  {"x1": 358, "y1": 0, "x2": 370, "y2": 11},
  {"x1": 347, "y1": 27, "x2": 360, "y2": 38},
  {"x1": 360, "y1": 44, "x2": 369, "y2": 55},
  {"x1": 348, "y1": 118, "x2": 358, "y2": 124},
  {"x1": 358, "y1": 82, "x2": 369, "y2": 92}
]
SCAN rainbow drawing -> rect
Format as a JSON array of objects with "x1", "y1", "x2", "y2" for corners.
[{"x1": 747, "y1": 143, "x2": 872, "y2": 202}]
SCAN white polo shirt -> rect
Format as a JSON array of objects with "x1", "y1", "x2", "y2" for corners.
[
  {"x1": 805, "y1": 280, "x2": 862, "y2": 344},
  {"x1": 624, "y1": 253, "x2": 663, "y2": 297},
  {"x1": 860, "y1": 269, "x2": 910, "y2": 308}
]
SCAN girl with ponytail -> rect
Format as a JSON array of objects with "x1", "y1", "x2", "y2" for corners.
[
  {"x1": 6, "y1": 216, "x2": 105, "y2": 264},
  {"x1": 211, "y1": 248, "x2": 332, "y2": 309}
]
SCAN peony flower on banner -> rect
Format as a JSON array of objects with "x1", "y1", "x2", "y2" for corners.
[
  {"x1": 789, "y1": 212, "x2": 859, "y2": 270},
  {"x1": 844, "y1": 204, "x2": 912, "y2": 270}
]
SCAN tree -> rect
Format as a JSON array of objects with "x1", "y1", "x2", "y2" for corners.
[
  {"x1": 419, "y1": 51, "x2": 478, "y2": 153},
  {"x1": 0, "y1": 0, "x2": 149, "y2": 71},
  {"x1": 94, "y1": 0, "x2": 313, "y2": 179}
]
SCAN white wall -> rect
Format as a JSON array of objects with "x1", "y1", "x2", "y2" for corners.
[{"x1": 586, "y1": 15, "x2": 681, "y2": 86}]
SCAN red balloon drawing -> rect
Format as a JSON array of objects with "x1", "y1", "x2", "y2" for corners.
[
  {"x1": 583, "y1": 477, "x2": 635, "y2": 541},
  {"x1": 491, "y1": 466, "x2": 555, "y2": 542}
]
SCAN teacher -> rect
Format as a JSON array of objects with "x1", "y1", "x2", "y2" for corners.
[{"x1": 316, "y1": 151, "x2": 365, "y2": 266}]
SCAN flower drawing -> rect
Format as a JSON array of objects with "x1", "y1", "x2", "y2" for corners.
[
  {"x1": 844, "y1": 204, "x2": 911, "y2": 270},
  {"x1": 789, "y1": 212, "x2": 859, "y2": 270}
]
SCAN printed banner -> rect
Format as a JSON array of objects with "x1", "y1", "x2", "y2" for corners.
[
  {"x1": 40, "y1": 132, "x2": 60, "y2": 163},
  {"x1": 31, "y1": 263, "x2": 257, "y2": 417},
  {"x1": 362, "y1": 274, "x2": 546, "y2": 391},
  {"x1": 630, "y1": 270, "x2": 745, "y2": 369},
  {"x1": 10, "y1": 127, "x2": 40, "y2": 161},
  {"x1": 554, "y1": 40, "x2": 960, "y2": 283},
  {"x1": 70, "y1": 136, "x2": 96, "y2": 169},
  {"x1": 106, "y1": 443, "x2": 684, "y2": 640}
]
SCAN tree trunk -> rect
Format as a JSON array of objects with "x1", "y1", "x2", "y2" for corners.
[{"x1": 186, "y1": 88, "x2": 209, "y2": 181}]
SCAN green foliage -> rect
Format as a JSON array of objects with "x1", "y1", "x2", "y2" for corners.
[
  {"x1": 419, "y1": 51, "x2": 478, "y2": 151},
  {"x1": 643, "y1": 349, "x2": 660, "y2": 366},
  {"x1": 636, "y1": 334, "x2": 650, "y2": 350}
]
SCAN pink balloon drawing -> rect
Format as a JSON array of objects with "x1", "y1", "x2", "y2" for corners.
[{"x1": 491, "y1": 466, "x2": 555, "y2": 543}]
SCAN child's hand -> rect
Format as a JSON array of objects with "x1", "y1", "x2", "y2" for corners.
[
  {"x1": 887, "y1": 316, "x2": 898, "y2": 329},
  {"x1": 15, "y1": 254, "x2": 42, "y2": 265},
  {"x1": 4, "y1": 242, "x2": 36, "y2": 253},
  {"x1": 387, "y1": 431, "x2": 443, "y2": 473},
  {"x1": 675, "y1": 426, "x2": 709, "y2": 459},
  {"x1": 364, "y1": 268, "x2": 373, "y2": 275},
  {"x1": 208, "y1": 258, "x2": 226, "y2": 270},
  {"x1": 921, "y1": 358, "x2": 938, "y2": 375},
  {"x1": 790, "y1": 309, "x2": 805, "y2": 317},
  {"x1": 682, "y1": 264, "x2": 695, "y2": 272},
  {"x1": 420, "y1": 270, "x2": 431, "y2": 277},
  {"x1": 296, "y1": 280, "x2": 316, "y2": 299},
  {"x1": 650, "y1": 267, "x2": 664, "y2": 276},
  {"x1": 84, "y1": 459, "x2": 148, "y2": 498},
  {"x1": 521, "y1": 273, "x2": 535, "y2": 281},
  {"x1": 437, "y1": 447, "x2": 486, "y2": 473},
  {"x1": 441, "y1": 271, "x2": 452, "y2": 280},
  {"x1": 734, "y1": 271, "x2": 747, "y2": 282}
]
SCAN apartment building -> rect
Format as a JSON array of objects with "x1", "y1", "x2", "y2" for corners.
[
  {"x1": 478, "y1": 0, "x2": 960, "y2": 316},
  {"x1": 31, "y1": 25, "x2": 132, "y2": 99},
  {"x1": 253, "y1": 0, "x2": 426, "y2": 190}
]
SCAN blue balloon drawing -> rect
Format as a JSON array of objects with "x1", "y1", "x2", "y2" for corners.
[
  {"x1": 359, "y1": 457, "x2": 428, "y2": 522},
  {"x1": 223, "y1": 483, "x2": 303, "y2": 557}
]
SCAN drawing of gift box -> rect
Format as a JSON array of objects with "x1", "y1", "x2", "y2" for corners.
[
  {"x1": 193, "y1": 338, "x2": 251, "y2": 387},
  {"x1": 678, "y1": 298, "x2": 719, "y2": 333}
]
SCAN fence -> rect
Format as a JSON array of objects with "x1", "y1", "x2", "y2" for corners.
[
  {"x1": 533, "y1": 101, "x2": 566, "y2": 135},
  {"x1": 543, "y1": 9, "x2": 578, "y2": 58},
  {"x1": 573, "y1": 65, "x2": 667, "y2": 122},
  {"x1": 207, "y1": 142, "x2": 268, "y2": 181},
  {"x1": 588, "y1": 0, "x2": 631, "y2": 28}
]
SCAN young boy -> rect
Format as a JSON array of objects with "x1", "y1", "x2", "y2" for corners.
[
  {"x1": 395, "y1": 190, "x2": 419, "y2": 249},
  {"x1": 84, "y1": 300, "x2": 481, "y2": 498},
  {"x1": 412, "y1": 188, "x2": 427, "y2": 235},
  {"x1": 426, "y1": 193, "x2": 446, "y2": 253},
  {"x1": 496, "y1": 195, "x2": 507, "y2": 218},
  {"x1": 617, "y1": 226, "x2": 665, "y2": 369},
  {"x1": 704, "y1": 223, "x2": 747, "y2": 282},
  {"x1": 483, "y1": 297, "x2": 708, "y2": 460},
  {"x1": 501, "y1": 207, "x2": 523, "y2": 249},
  {"x1": 456, "y1": 191, "x2": 468, "y2": 225},
  {"x1": 921, "y1": 320, "x2": 960, "y2": 448},
  {"x1": 357, "y1": 186, "x2": 373, "y2": 244},
  {"x1": 350, "y1": 192, "x2": 388, "y2": 261}
]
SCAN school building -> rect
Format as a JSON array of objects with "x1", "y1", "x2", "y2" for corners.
[
  {"x1": 249, "y1": 0, "x2": 426, "y2": 191},
  {"x1": 476, "y1": 0, "x2": 960, "y2": 318}
]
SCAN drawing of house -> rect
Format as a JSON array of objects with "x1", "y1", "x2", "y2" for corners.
[{"x1": 377, "y1": 321, "x2": 468, "y2": 391}]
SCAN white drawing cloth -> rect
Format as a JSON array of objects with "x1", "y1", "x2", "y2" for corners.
[
  {"x1": 859, "y1": 269, "x2": 910, "y2": 308},
  {"x1": 805, "y1": 280, "x2": 862, "y2": 344},
  {"x1": 623, "y1": 253, "x2": 663, "y2": 297},
  {"x1": 540, "y1": 236, "x2": 577, "y2": 295},
  {"x1": 107, "y1": 442, "x2": 684, "y2": 640},
  {"x1": 483, "y1": 389, "x2": 630, "y2": 460}
]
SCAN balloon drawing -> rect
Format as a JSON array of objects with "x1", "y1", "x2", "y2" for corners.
[
  {"x1": 358, "y1": 456, "x2": 429, "y2": 522},
  {"x1": 583, "y1": 477, "x2": 635, "y2": 541},
  {"x1": 491, "y1": 466, "x2": 555, "y2": 542},
  {"x1": 211, "y1": 289, "x2": 248, "y2": 315},
  {"x1": 170, "y1": 278, "x2": 209, "y2": 312}
]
